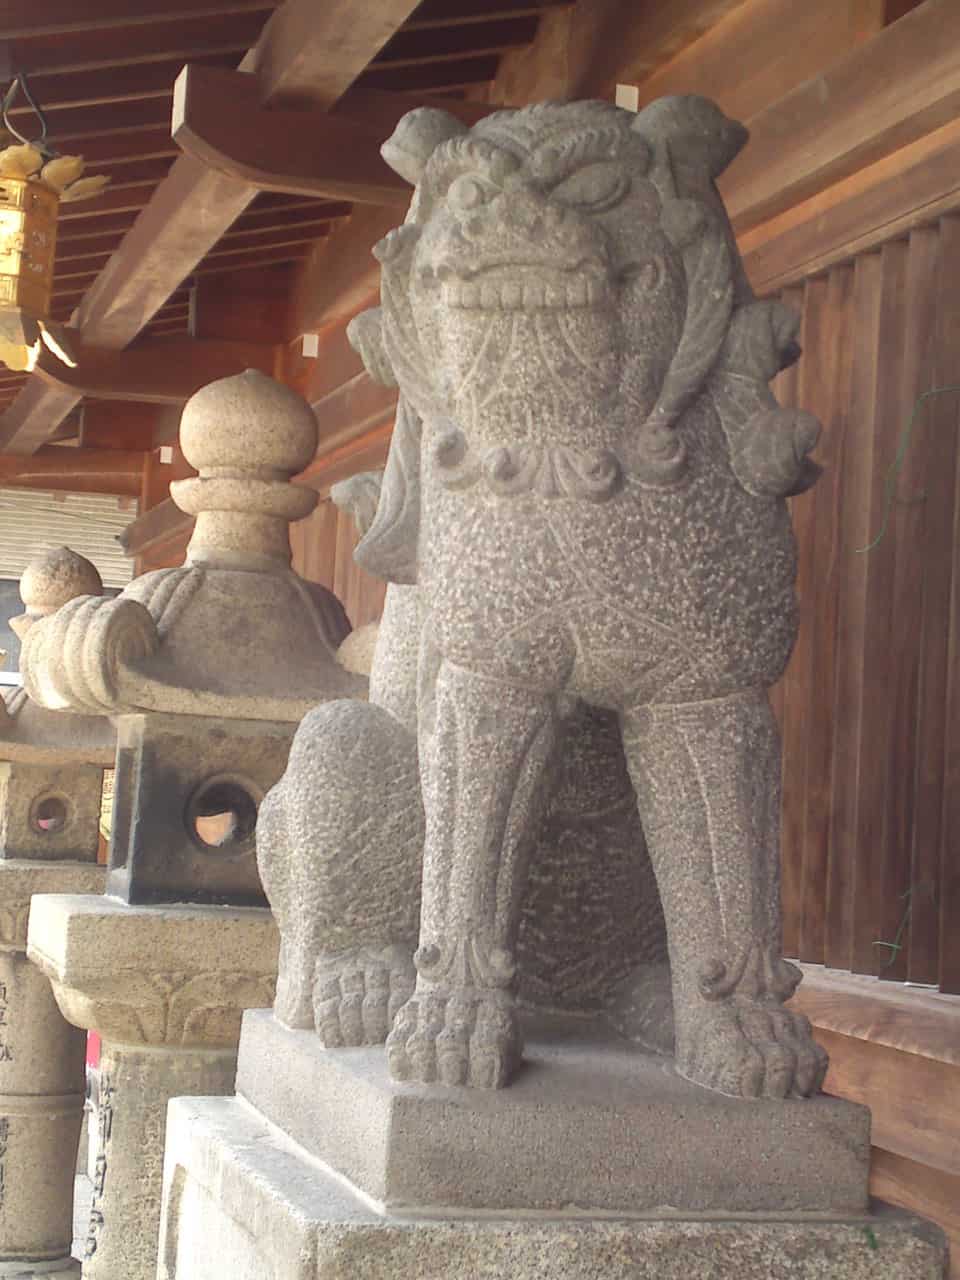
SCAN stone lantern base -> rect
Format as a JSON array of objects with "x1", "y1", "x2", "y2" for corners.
[
  {"x1": 157, "y1": 1012, "x2": 947, "y2": 1279},
  {"x1": 26, "y1": 895, "x2": 278, "y2": 1280}
]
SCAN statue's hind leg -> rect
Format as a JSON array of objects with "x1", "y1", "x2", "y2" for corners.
[
  {"x1": 619, "y1": 688, "x2": 827, "y2": 1099},
  {"x1": 387, "y1": 660, "x2": 558, "y2": 1088}
]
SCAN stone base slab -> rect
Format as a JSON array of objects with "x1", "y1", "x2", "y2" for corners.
[
  {"x1": 236, "y1": 1009, "x2": 870, "y2": 1216},
  {"x1": 158, "y1": 1095, "x2": 948, "y2": 1280},
  {"x1": 26, "y1": 895, "x2": 278, "y2": 1048}
]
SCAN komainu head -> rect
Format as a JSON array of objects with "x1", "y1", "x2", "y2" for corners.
[{"x1": 371, "y1": 96, "x2": 752, "y2": 486}]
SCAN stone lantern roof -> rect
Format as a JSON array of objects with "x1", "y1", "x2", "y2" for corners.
[{"x1": 20, "y1": 371, "x2": 363, "y2": 721}]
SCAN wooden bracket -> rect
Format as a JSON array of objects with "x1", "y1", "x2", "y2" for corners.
[
  {"x1": 173, "y1": 65, "x2": 414, "y2": 207},
  {"x1": 34, "y1": 338, "x2": 279, "y2": 404}
]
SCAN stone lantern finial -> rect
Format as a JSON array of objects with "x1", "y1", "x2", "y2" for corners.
[
  {"x1": 11, "y1": 545, "x2": 102, "y2": 639},
  {"x1": 173, "y1": 369, "x2": 319, "y2": 572}
]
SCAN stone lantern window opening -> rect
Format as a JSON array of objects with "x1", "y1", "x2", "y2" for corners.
[
  {"x1": 186, "y1": 775, "x2": 260, "y2": 853},
  {"x1": 29, "y1": 791, "x2": 69, "y2": 836}
]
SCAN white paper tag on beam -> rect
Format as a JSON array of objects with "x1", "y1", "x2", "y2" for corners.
[{"x1": 615, "y1": 84, "x2": 640, "y2": 112}]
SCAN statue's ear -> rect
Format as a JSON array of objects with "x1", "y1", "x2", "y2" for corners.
[
  {"x1": 381, "y1": 108, "x2": 468, "y2": 185},
  {"x1": 354, "y1": 397, "x2": 422, "y2": 586},
  {"x1": 330, "y1": 471, "x2": 384, "y2": 539},
  {"x1": 633, "y1": 95, "x2": 748, "y2": 181},
  {"x1": 347, "y1": 307, "x2": 397, "y2": 388}
]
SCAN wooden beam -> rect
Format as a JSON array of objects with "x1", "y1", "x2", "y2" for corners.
[
  {"x1": 629, "y1": 0, "x2": 886, "y2": 128},
  {"x1": 0, "y1": 0, "x2": 424, "y2": 453},
  {"x1": 357, "y1": 56, "x2": 500, "y2": 94},
  {"x1": 0, "y1": 446, "x2": 144, "y2": 496},
  {"x1": 491, "y1": 0, "x2": 748, "y2": 103},
  {"x1": 720, "y1": 0, "x2": 960, "y2": 232},
  {"x1": 372, "y1": 16, "x2": 538, "y2": 67},
  {"x1": 1, "y1": 1, "x2": 279, "y2": 37},
  {"x1": 56, "y1": 184, "x2": 162, "y2": 221},
  {"x1": 4, "y1": 58, "x2": 222, "y2": 118},
  {"x1": 287, "y1": 209, "x2": 399, "y2": 339},
  {"x1": 34, "y1": 338, "x2": 278, "y2": 405},
  {"x1": 245, "y1": 0, "x2": 420, "y2": 110},
  {"x1": 740, "y1": 118, "x2": 960, "y2": 293},
  {"x1": 789, "y1": 968, "x2": 960, "y2": 1186},
  {"x1": 80, "y1": 401, "x2": 181, "y2": 451},
  {"x1": 298, "y1": 421, "x2": 394, "y2": 498},
  {"x1": 120, "y1": 496, "x2": 193, "y2": 559},
  {"x1": 404, "y1": 0, "x2": 570, "y2": 31},
  {"x1": 172, "y1": 65, "x2": 411, "y2": 207}
]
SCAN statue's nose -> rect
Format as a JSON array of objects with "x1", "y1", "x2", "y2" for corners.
[{"x1": 500, "y1": 184, "x2": 566, "y2": 237}]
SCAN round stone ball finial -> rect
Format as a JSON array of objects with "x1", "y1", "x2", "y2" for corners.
[
  {"x1": 173, "y1": 370, "x2": 319, "y2": 570},
  {"x1": 178, "y1": 369, "x2": 318, "y2": 477},
  {"x1": 13, "y1": 545, "x2": 103, "y2": 639},
  {"x1": 19, "y1": 545, "x2": 102, "y2": 611}
]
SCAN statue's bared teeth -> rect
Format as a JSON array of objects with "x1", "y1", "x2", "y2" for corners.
[
  {"x1": 566, "y1": 280, "x2": 587, "y2": 307},
  {"x1": 501, "y1": 281, "x2": 523, "y2": 309},
  {"x1": 545, "y1": 282, "x2": 566, "y2": 309},
  {"x1": 523, "y1": 281, "x2": 543, "y2": 308},
  {"x1": 443, "y1": 272, "x2": 605, "y2": 310}
]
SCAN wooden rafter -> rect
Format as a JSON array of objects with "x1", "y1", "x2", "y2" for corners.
[
  {"x1": 720, "y1": 0, "x2": 960, "y2": 231},
  {"x1": 0, "y1": 1, "x2": 279, "y2": 38},
  {"x1": 172, "y1": 65, "x2": 411, "y2": 206},
  {"x1": 0, "y1": 0, "x2": 425, "y2": 452},
  {"x1": 491, "y1": 0, "x2": 749, "y2": 102},
  {"x1": 33, "y1": 338, "x2": 278, "y2": 404}
]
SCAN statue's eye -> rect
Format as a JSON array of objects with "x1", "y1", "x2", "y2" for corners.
[
  {"x1": 551, "y1": 163, "x2": 629, "y2": 213},
  {"x1": 447, "y1": 175, "x2": 496, "y2": 212}
]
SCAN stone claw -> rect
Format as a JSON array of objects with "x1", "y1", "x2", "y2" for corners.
[
  {"x1": 676, "y1": 998, "x2": 828, "y2": 1100},
  {"x1": 386, "y1": 987, "x2": 520, "y2": 1088},
  {"x1": 312, "y1": 945, "x2": 416, "y2": 1048}
]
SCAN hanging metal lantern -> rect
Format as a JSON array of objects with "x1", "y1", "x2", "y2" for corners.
[{"x1": 0, "y1": 73, "x2": 110, "y2": 374}]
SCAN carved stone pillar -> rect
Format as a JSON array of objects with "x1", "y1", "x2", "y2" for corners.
[
  {"x1": 19, "y1": 372, "x2": 365, "y2": 1280},
  {"x1": 0, "y1": 549, "x2": 112, "y2": 1278},
  {"x1": 27, "y1": 894, "x2": 277, "y2": 1280}
]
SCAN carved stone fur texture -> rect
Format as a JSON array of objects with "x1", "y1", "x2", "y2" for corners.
[
  {"x1": 258, "y1": 474, "x2": 668, "y2": 1048},
  {"x1": 267, "y1": 95, "x2": 827, "y2": 1099}
]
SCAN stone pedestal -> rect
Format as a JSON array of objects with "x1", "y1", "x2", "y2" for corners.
[
  {"x1": 0, "y1": 548, "x2": 115, "y2": 1278},
  {"x1": 157, "y1": 1012, "x2": 947, "y2": 1280},
  {"x1": 27, "y1": 895, "x2": 278, "y2": 1280},
  {"x1": 0, "y1": 865, "x2": 104, "y2": 1277}
]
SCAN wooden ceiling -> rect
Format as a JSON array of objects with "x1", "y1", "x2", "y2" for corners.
[{"x1": 0, "y1": 0, "x2": 569, "y2": 416}]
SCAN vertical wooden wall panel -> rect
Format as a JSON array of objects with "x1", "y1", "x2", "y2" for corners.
[
  {"x1": 291, "y1": 499, "x2": 339, "y2": 591},
  {"x1": 773, "y1": 219, "x2": 960, "y2": 991},
  {"x1": 849, "y1": 239, "x2": 908, "y2": 977},
  {"x1": 912, "y1": 216, "x2": 960, "y2": 990},
  {"x1": 798, "y1": 266, "x2": 855, "y2": 965},
  {"x1": 884, "y1": 227, "x2": 941, "y2": 983},
  {"x1": 772, "y1": 285, "x2": 803, "y2": 959},
  {"x1": 941, "y1": 436, "x2": 960, "y2": 993},
  {"x1": 782, "y1": 278, "x2": 824, "y2": 962},
  {"x1": 825, "y1": 251, "x2": 883, "y2": 973}
]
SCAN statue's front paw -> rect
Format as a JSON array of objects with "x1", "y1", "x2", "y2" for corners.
[
  {"x1": 313, "y1": 945, "x2": 415, "y2": 1047},
  {"x1": 386, "y1": 987, "x2": 520, "y2": 1088},
  {"x1": 676, "y1": 1000, "x2": 828, "y2": 1100}
]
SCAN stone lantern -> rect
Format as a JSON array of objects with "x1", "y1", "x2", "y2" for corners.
[
  {"x1": 0, "y1": 547, "x2": 111, "y2": 1279},
  {"x1": 22, "y1": 371, "x2": 363, "y2": 1280}
]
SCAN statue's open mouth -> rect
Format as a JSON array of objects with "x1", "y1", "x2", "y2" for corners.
[{"x1": 438, "y1": 259, "x2": 609, "y2": 312}]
